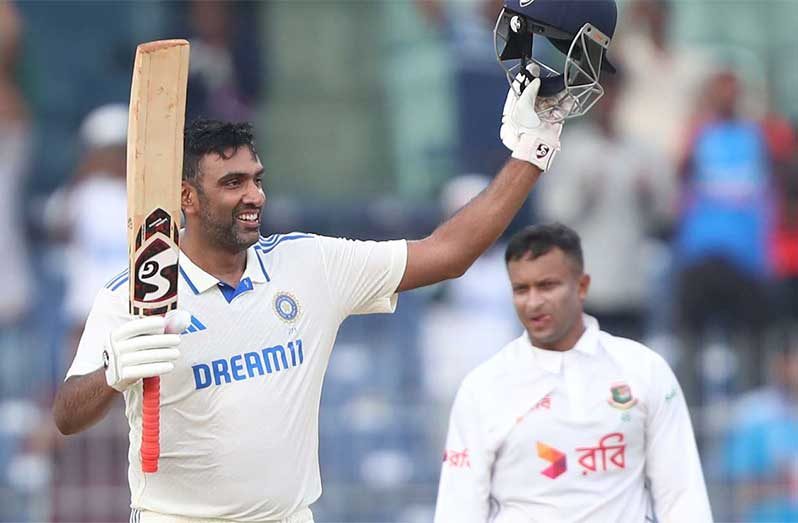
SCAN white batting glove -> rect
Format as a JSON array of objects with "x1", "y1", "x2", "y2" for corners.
[
  {"x1": 500, "y1": 67, "x2": 566, "y2": 172},
  {"x1": 103, "y1": 310, "x2": 191, "y2": 392}
]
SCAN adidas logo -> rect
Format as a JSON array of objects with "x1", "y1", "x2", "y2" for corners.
[{"x1": 181, "y1": 315, "x2": 207, "y2": 335}]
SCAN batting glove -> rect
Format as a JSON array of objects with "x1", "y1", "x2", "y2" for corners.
[
  {"x1": 103, "y1": 310, "x2": 191, "y2": 392},
  {"x1": 500, "y1": 67, "x2": 568, "y2": 172}
]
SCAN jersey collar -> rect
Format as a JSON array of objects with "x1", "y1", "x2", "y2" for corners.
[
  {"x1": 522, "y1": 314, "x2": 601, "y2": 373},
  {"x1": 571, "y1": 314, "x2": 600, "y2": 355},
  {"x1": 179, "y1": 245, "x2": 268, "y2": 295}
]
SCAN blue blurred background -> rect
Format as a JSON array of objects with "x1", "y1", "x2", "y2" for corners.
[{"x1": 1, "y1": 0, "x2": 797, "y2": 521}]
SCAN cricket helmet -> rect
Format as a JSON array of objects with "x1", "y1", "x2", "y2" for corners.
[{"x1": 494, "y1": 0, "x2": 618, "y2": 121}]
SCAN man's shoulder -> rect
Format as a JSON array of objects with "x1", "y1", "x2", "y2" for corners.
[
  {"x1": 460, "y1": 335, "x2": 522, "y2": 393},
  {"x1": 83, "y1": 267, "x2": 130, "y2": 316},
  {"x1": 597, "y1": 331, "x2": 669, "y2": 371},
  {"x1": 101, "y1": 266, "x2": 130, "y2": 298},
  {"x1": 254, "y1": 232, "x2": 317, "y2": 256},
  {"x1": 256, "y1": 233, "x2": 405, "y2": 261}
]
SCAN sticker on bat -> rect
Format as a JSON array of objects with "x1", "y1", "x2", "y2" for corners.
[
  {"x1": 132, "y1": 208, "x2": 179, "y2": 315},
  {"x1": 136, "y1": 245, "x2": 178, "y2": 302}
]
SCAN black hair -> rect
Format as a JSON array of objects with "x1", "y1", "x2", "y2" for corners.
[
  {"x1": 505, "y1": 223, "x2": 584, "y2": 273},
  {"x1": 183, "y1": 119, "x2": 257, "y2": 182}
]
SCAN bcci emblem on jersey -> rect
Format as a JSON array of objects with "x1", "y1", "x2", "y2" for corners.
[
  {"x1": 607, "y1": 382, "x2": 638, "y2": 410},
  {"x1": 274, "y1": 292, "x2": 300, "y2": 323}
]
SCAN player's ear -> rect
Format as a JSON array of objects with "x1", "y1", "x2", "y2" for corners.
[
  {"x1": 578, "y1": 273, "x2": 591, "y2": 302},
  {"x1": 181, "y1": 181, "x2": 197, "y2": 215}
]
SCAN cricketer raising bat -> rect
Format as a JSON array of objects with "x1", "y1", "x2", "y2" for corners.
[{"x1": 127, "y1": 39, "x2": 189, "y2": 473}]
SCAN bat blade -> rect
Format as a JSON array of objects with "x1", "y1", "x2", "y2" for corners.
[{"x1": 127, "y1": 39, "x2": 189, "y2": 474}]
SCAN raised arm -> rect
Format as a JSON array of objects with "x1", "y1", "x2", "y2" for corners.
[
  {"x1": 399, "y1": 158, "x2": 540, "y2": 291},
  {"x1": 398, "y1": 77, "x2": 563, "y2": 292}
]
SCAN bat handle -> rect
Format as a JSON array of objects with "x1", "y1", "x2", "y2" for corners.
[{"x1": 141, "y1": 376, "x2": 160, "y2": 473}]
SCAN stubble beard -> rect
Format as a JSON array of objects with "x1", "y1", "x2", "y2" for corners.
[
  {"x1": 196, "y1": 192, "x2": 258, "y2": 253},
  {"x1": 528, "y1": 311, "x2": 576, "y2": 350}
]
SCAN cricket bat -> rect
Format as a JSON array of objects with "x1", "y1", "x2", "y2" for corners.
[{"x1": 127, "y1": 39, "x2": 189, "y2": 473}]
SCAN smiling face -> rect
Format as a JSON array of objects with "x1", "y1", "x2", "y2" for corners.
[
  {"x1": 507, "y1": 247, "x2": 590, "y2": 351},
  {"x1": 183, "y1": 145, "x2": 265, "y2": 252}
]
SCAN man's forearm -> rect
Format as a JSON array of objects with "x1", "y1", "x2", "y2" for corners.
[
  {"x1": 399, "y1": 159, "x2": 540, "y2": 291},
  {"x1": 432, "y1": 159, "x2": 540, "y2": 273},
  {"x1": 53, "y1": 367, "x2": 118, "y2": 435}
]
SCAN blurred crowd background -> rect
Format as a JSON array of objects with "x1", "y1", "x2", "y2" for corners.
[{"x1": 0, "y1": 0, "x2": 797, "y2": 522}]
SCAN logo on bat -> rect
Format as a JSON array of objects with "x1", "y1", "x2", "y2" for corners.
[
  {"x1": 132, "y1": 208, "x2": 179, "y2": 315},
  {"x1": 136, "y1": 245, "x2": 178, "y2": 302}
]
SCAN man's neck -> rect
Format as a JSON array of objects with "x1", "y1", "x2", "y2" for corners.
[{"x1": 180, "y1": 228, "x2": 248, "y2": 287}]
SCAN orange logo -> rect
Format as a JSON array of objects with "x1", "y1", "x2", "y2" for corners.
[{"x1": 536, "y1": 442, "x2": 566, "y2": 479}]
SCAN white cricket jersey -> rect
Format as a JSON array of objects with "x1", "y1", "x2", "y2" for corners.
[
  {"x1": 434, "y1": 316, "x2": 713, "y2": 523},
  {"x1": 66, "y1": 233, "x2": 407, "y2": 521}
]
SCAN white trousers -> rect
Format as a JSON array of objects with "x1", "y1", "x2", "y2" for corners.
[{"x1": 130, "y1": 508, "x2": 314, "y2": 523}]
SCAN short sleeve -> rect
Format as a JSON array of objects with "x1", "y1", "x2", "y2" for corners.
[
  {"x1": 65, "y1": 287, "x2": 130, "y2": 379},
  {"x1": 315, "y1": 237, "x2": 407, "y2": 317}
]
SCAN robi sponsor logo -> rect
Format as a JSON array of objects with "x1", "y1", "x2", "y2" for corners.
[
  {"x1": 443, "y1": 449, "x2": 471, "y2": 468},
  {"x1": 536, "y1": 433, "x2": 627, "y2": 479},
  {"x1": 192, "y1": 339, "x2": 304, "y2": 389},
  {"x1": 576, "y1": 432, "x2": 626, "y2": 475},
  {"x1": 537, "y1": 442, "x2": 566, "y2": 479}
]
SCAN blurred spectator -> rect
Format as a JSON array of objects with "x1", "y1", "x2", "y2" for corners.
[
  {"x1": 675, "y1": 69, "x2": 776, "y2": 390},
  {"x1": 0, "y1": 0, "x2": 33, "y2": 324},
  {"x1": 419, "y1": 174, "x2": 517, "y2": 438},
  {"x1": 44, "y1": 104, "x2": 128, "y2": 360},
  {"x1": 416, "y1": 0, "x2": 508, "y2": 177},
  {"x1": 612, "y1": 0, "x2": 707, "y2": 165},
  {"x1": 174, "y1": 0, "x2": 263, "y2": 121},
  {"x1": 766, "y1": 116, "x2": 798, "y2": 325},
  {"x1": 721, "y1": 331, "x2": 798, "y2": 522},
  {"x1": 537, "y1": 69, "x2": 675, "y2": 341},
  {"x1": 0, "y1": 5, "x2": 45, "y2": 518}
]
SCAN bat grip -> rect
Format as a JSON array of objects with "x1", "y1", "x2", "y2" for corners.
[{"x1": 141, "y1": 376, "x2": 160, "y2": 473}]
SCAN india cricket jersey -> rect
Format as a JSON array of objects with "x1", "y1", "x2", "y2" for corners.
[
  {"x1": 67, "y1": 233, "x2": 407, "y2": 521},
  {"x1": 434, "y1": 316, "x2": 713, "y2": 523}
]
